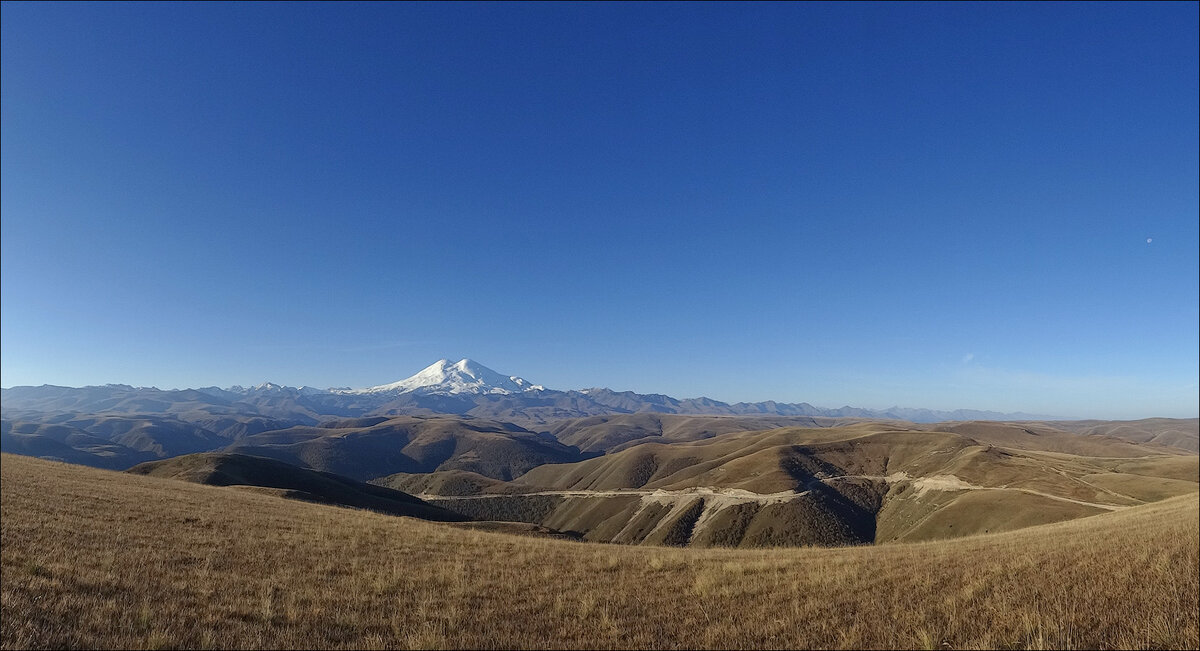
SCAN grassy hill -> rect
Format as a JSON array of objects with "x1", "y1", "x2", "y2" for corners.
[
  {"x1": 373, "y1": 468, "x2": 525, "y2": 496},
  {"x1": 127, "y1": 453, "x2": 467, "y2": 522},
  {"x1": 225, "y1": 415, "x2": 585, "y2": 481},
  {"x1": 2, "y1": 452, "x2": 1196, "y2": 649},
  {"x1": 0, "y1": 420, "x2": 154, "y2": 469},
  {"x1": 1024, "y1": 417, "x2": 1199, "y2": 453},
  {"x1": 416, "y1": 423, "x2": 1197, "y2": 547},
  {"x1": 1, "y1": 412, "x2": 295, "y2": 470},
  {"x1": 931, "y1": 420, "x2": 1188, "y2": 456},
  {"x1": 547, "y1": 413, "x2": 823, "y2": 453}
]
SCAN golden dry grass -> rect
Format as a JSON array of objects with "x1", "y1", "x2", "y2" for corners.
[{"x1": 2, "y1": 453, "x2": 1197, "y2": 650}]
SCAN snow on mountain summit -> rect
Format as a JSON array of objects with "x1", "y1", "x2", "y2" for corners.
[{"x1": 350, "y1": 358, "x2": 543, "y2": 395}]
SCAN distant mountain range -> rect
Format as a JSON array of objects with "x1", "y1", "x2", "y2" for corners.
[{"x1": 1, "y1": 357, "x2": 1057, "y2": 424}]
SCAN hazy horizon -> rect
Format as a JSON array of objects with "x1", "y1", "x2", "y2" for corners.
[
  {"x1": 1, "y1": 355, "x2": 1194, "y2": 421},
  {"x1": 2, "y1": 3, "x2": 1197, "y2": 421}
]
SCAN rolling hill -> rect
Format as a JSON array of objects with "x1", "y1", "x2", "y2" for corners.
[
  {"x1": 2, "y1": 452, "x2": 1195, "y2": 649},
  {"x1": 409, "y1": 423, "x2": 1198, "y2": 547},
  {"x1": 1, "y1": 411, "x2": 589, "y2": 480},
  {"x1": 0, "y1": 420, "x2": 154, "y2": 470},
  {"x1": 127, "y1": 452, "x2": 466, "y2": 522},
  {"x1": 224, "y1": 415, "x2": 586, "y2": 481},
  {"x1": 1023, "y1": 417, "x2": 1200, "y2": 453},
  {"x1": 547, "y1": 413, "x2": 823, "y2": 453},
  {"x1": 1, "y1": 413, "x2": 282, "y2": 468}
]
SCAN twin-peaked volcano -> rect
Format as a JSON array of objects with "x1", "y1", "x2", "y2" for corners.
[{"x1": 349, "y1": 358, "x2": 543, "y2": 396}]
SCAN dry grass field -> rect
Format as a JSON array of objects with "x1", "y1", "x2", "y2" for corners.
[{"x1": 2, "y1": 452, "x2": 1197, "y2": 650}]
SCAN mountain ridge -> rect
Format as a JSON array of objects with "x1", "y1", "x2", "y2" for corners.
[{"x1": 0, "y1": 358, "x2": 1067, "y2": 423}]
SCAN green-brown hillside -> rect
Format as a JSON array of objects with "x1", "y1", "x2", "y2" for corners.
[
  {"x1": 932, "y1": 420, "x2": 1186, "y2": 457},
  {"x1": 1, "y1": 420, "x2": 153, "y2": 470},
  {"x1": 420, "y1": 423, "x2": 1197, "y2": 547},
  {"x1": 372, "y1": 468, "x2": 524, "y2": 496},
  {"x1": 127, "y1": 453, "x2": 466, "y2": 522},
  {"x1": 225, "y1": 415, "x2": 584, "y2": 481},
  {"x1": 1025, "y1": 417, "x2": 1199, "y2": 453},
  {"x1": 548, "y1": 413, "x2": 822, "y2": 453},
  {"x1": 0, "y1": 412, "x2": 295, "y2": 470}
]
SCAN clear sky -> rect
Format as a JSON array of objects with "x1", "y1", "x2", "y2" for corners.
[{"x1": 2, "y1": 2, "x2": 1197, "y2": 419}]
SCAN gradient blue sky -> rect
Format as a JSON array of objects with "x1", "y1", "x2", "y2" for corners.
[{"x1": 2, "y1": 2, "x2": 1197, "y2": 418}]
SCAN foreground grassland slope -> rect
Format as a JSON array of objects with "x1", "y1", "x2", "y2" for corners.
[{"x1": 2, "y1": 453, "x2": 1196, "y2": 650}]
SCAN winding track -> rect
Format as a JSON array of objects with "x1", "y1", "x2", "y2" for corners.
[{"x1": 420, "y1": 473, "x2": 1129, "y2": 512}]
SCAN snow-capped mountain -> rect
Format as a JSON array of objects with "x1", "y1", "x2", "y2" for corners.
[
  {"x1": 2, "y1": 358, "x2": 1062, "y2": 423},
  {"x1": 345, "y1": 358, "x2": 544, "y2": 396}
]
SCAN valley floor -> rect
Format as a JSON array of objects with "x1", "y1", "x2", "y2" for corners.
[{"x1": 2, "y1": 453, "x2": 1198, "y2": 650}]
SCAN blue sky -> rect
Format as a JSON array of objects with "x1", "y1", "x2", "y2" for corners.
[{"x1": 2, "y1": 2, "x2": 1197, "y2": 418}]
